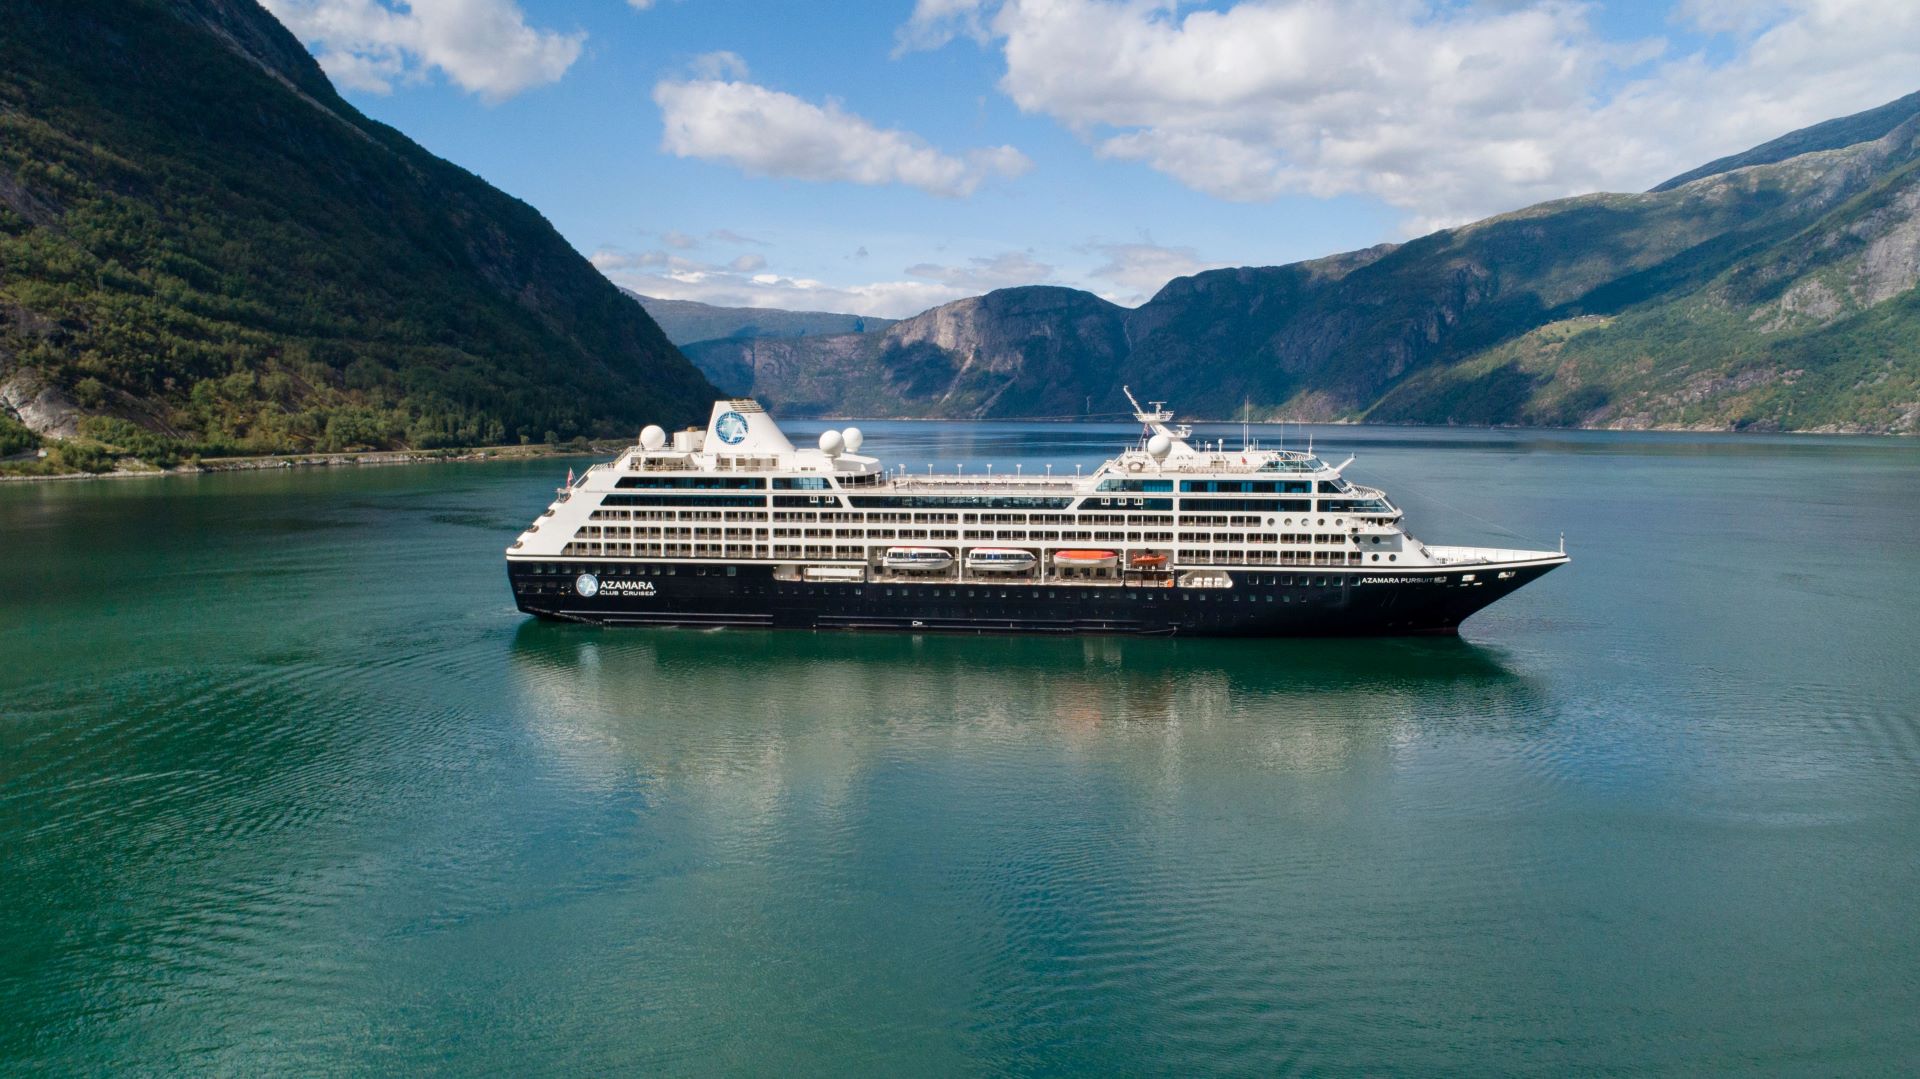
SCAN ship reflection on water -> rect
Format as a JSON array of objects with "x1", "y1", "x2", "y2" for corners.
[{"x1": 506, "y1": 621, "x2": 1555, "y2": 791}]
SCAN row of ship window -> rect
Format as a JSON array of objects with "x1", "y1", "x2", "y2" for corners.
[
  {"x1": 609, "y1": 464, "x2": 1351, "y2": 494},
  {"x1": 761, "y1": 580, "x2": 1349, "y2": 598},
  {"x1": 573, "y1": 525, "x2": 1360, "y2": 545},
  {"x1": 598, "y1": 492, "x2": 1388, "y2": 514},
  {"x1": 588, "y1": 507, "x2": 1389, "y2": 530},
  {"x1": 557, "y1": 544, "x2": 1370, "y2": 566},
  {"x1": 521, "y1": 561, "x2": 1354, "y2": 586},
  {"x1": 610, "y1": 474, "x2": 880, "y2": 491}
]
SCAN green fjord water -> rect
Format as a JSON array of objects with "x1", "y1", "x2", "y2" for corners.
[{"x1": 3, "y1": 421, "x2": 1918, "y2": 1075}]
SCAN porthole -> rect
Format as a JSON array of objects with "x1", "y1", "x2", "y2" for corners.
[
  {"x1": 1389, "y1": 554, "x2": 1397, "y2": 561},
  {"x1": 1371, "y1": 554, "x2": 1379, "y2": 562},
  {"x1": 1317, "y1": 518, "x2": 1325, "y2": 526}
]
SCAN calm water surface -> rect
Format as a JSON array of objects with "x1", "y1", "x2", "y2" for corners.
[{"x1": 3, "y1": 422, "x2": 1918, "y2": 1074}]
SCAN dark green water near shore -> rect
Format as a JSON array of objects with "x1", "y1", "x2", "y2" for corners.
[{"x1": 3, "y1": 421, "x2": 1918, "y2": 1074}]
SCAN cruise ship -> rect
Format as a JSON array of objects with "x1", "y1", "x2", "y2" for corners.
[{"x1": 506, "y1": 392, "x2": 1568, "y2": 636}]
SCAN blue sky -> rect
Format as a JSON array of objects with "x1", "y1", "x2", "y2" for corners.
[{"x1": 260, "y1": 1, "x2": 1920, "y2": 316}]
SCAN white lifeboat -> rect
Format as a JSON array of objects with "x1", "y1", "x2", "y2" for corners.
[
  {"x1": 883, "y1": 546, "x2": 954, "y2": 571},
  {"x1": 965, "y1": 547, "x2": 1037, "y2": 573}
]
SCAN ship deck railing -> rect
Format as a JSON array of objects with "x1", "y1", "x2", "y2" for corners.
[
  {"x1": 568, "y1": 545, "x2": 1371, "y2": 567},
  {"x1": 1425, "y1": 544, "x2": 1563, "y2": 565},
  {"x1": 1178, "y1": 455, "x2": 1324, "y2": 474},
  {"x1": 887, "y1": 475, "x2": 1086, "y2": 492}
]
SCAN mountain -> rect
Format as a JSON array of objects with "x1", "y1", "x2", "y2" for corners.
[
  {"x1": 1652, "y1": 90, "x2": 1920, "y2": 191},
  {"x1": 626, "y1": 292, "x2": 895, "y2": 347},
  {"x1": 700, "y1": 95, "x2": 1920, "y2": 433},
  {"x1": 686, "y1": 287, "x2": 1127, "y2": 416},
  {"x1": 0, "y1": 0, "x2": 713, "y2": 469}
]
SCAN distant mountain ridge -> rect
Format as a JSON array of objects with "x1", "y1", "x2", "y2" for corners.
[
  {"x1": 689, "y1": 95, "x2": 1920, "y2": 434},
  {"x1": 0, "y1": 0, "x2": 712, "y2": 468},
  {"x1": 1652, "y1": 90, "x2": 1920, "y2": 192},
  {"x1": 626, "y1": 292, "x2": 895, "y2": 346}
]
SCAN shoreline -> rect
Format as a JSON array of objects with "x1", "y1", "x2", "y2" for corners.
[
  {"x1": 780, "y1": 414, "x2": 1915, "y2": 437},
  {"x1": 0, "y1": 443, "x2": 612, "y2": 485},
  {"x1": 5, "y1": 414, "x2": 1913, "y2": 486}
]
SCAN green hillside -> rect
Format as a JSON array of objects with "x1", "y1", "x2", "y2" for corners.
[{"x1": 0, "y1": 0, "x2": 713, "y2": 473}]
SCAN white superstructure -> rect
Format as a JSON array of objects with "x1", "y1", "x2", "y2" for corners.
[{"x1": 507, "y1": 391, "x2": 1561, "y2": 584}]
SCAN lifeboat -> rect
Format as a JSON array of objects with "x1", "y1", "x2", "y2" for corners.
[
  {"x1": 1053, "y1": 549, "x2": 1119, "y2": 569},
  {"x1": 965, "y1": 547, "x2": 1037, "y2": 573},
  {"x1": 882, "y1": 546, "x2": 954, "y2": 571},
  {"x1": 1128, "y1": 553, "x2": 1168, "y2": 567}
]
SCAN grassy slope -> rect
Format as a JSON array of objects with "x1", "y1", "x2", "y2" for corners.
[
  {"x1": 0, "y1": 0, "x2": 712, "y2": 472},
  {"x1": 1367, "y1": 133, "x2": 1920, "y2": 432},
  {"x1": 1125, "y1": 123, "x2": 1919, "y2": 424}
]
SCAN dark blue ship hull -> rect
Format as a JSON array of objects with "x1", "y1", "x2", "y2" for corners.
[{"x1": 507, "y1": 558, "x2": 1564, "y2": 637}]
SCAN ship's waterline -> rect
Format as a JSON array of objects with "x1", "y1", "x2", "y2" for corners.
[
  {"x1": 3, "y1": 421, "x2": 1917, "y2": 1074},
  {"x1": 507, "y1": 393, "x2": 1566, "y2": 634}
]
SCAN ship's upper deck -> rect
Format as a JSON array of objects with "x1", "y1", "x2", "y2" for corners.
[
  {"x1": 510, "y1": 390, "x2": 1567, "y2": 575},
  {"x1": 612, "y1": 393, "x2": 1352, "y2": 494}
]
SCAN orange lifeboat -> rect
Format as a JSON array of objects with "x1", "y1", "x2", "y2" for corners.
[
  {"x1": 1053, "y1": 549, "x2": 1119, "y2": 569},
  {"x1": 1129, "y1": 553, "x2": 1169, "y2": 567}
]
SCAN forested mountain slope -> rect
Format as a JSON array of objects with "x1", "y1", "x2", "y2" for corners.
[{"x1": 0, "y1": 0, "x2": 713, "y2": 469}]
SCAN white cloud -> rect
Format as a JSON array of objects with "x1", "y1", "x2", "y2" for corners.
[
  {"x1": 592, "y1": 248, "x2": 670, "y2": 271},
  {"x1": 895, "y1": 0, "x2": 995, "y2": 55},
  {"x1": 1082, "y1": 241, "x2": 1216, "y2": 305},
  {"x1": 688, "y1": 49, "x2": 749, "y2": 80},
  {"x1": 707, "y1": 228, "x2": 769, "y2": 247},
  {"x1": 659, "y1": 229, "x2": 698, "y2": 249},
  {"x1": 924, "y1": 0, "x2": 1920, "y2": 231},
  {"x1": 595, "y1": 247, "x2": 972, "y2": 317},
  {"x1": 652, "y1": 55, "x2": 1032, "y2": 197},
  {"x1": 595, "y1": 237, "x2": 1221, "y2": 316},
  {"x1": 260, "y1": 0, "x2": 583, "y2": 102},
  {"x1": 904, "y1": 251, "x2": 1053, "y2": 290}
]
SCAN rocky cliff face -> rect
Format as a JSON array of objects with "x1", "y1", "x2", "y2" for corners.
[
  {"x1": 628, "y1": 293, "x2": 895, "y2": 346},
  {"x1": 694, "y1": 96, "x2": 1920, "y2": 433},
  {"x1": 687, "y1": 286, "x2": 1130, "y2": 418}
]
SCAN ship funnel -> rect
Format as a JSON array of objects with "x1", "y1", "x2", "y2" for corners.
[{"x1": 705, "y1": 399, "x2": 794, "y2": 455}]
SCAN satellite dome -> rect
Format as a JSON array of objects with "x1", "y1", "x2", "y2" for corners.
[
  {"x1": 841, "y1": 427, "x2": 864, "y2": 452},
  {"x1": 818, "y1": 429, "x2": 845, "y2": 456},
  {"x1": 1147, "y1": 433, "x2": 1173, "y2": 459},
  {"x1": 640, "y1": 424, "x2": 666, "y2": 450}
]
